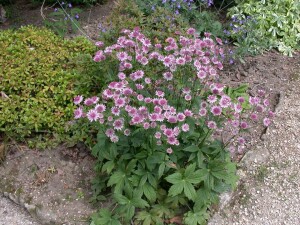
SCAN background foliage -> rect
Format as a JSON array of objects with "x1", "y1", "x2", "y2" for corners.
[
  {"x1": 0, "y1": 26, "x2": 95, "y2": 139},
  {"x1": 228, "y1": 0, "x2": 300, "y2": 56}
]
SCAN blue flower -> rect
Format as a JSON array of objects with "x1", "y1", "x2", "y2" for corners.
[{"x1": 68, "y1": 3, "x2": 72, "y2": 8}]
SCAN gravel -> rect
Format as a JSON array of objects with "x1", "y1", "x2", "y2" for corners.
[
  {"x1": 209, "y1": 80, "x2": 300, "y2": 225},
  {"x1": 0, "y1": 195, "x2": 40, "y2": 225}
]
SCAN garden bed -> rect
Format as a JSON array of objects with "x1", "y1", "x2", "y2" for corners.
[{"x1": 1, "y1": 0, "x2": 300, "y2": 224}]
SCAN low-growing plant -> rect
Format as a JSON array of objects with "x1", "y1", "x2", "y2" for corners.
[
  {"x1": 44, "y1": 1, "x2": 82, "y2": 37},
  {"x1": 74, "y1": 28, "x2": 274, "y2": 224},
  {"x1": 134, "y1": 0, "x2": 226, "y2": 38},
  {"x1": 227, "y1": 0, "x2": 300, "y2": 56},
  {"x1": 0, "y1": 26, "x2": 95, "y2": 139}
]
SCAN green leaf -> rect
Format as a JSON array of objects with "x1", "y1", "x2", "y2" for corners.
[
  {"x1": 142, "y1": 183, "x2": 157, "y2": 202},
  {"x1": 184, "y1": 145, "x2": 200, "y2": 152},
  {"x1": 101, "y1": 161, "x2": 115, "y2": 174},
  {"x1": 132, "y1": 197, "x2": 150, "y2": 208},
  {"x1": 107, "y1": 170, "x2": 125, "y2": 187},
  {"x1": 183, "y1": 182, "x2": 197, "y2": 200},
  {"x1": 158, "y1": 163, "x2": 165, "y2": 179},
  {"x1": 168, "y1": 182, "x2": 184, "y2": 197},
  {"x1": 184, "y1": 163, "x2": 196, "y2": 177},
  {"x1": 114, "y1": 193, "x2": 129, "y2": 205},
  {"x1": 165, "y1": 172, "x2": 182, "y2": 184}
]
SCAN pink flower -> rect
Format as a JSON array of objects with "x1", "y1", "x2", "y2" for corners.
[
  {"x1": 185, "y1": 95, "x2": 192, "y2": 101},
  {"x1": 84, "y1": 98, "x2": 94, "y2": 106},
  {"x1": 117, "y1": 51, "x2": 128, "y2": 61},
  {"x1": 249, "y1": 96, "x2": 260, "y2": 105},
  {"x1": 182, "y1": 124, "x2": 189, "y2": 132},
  {"x1": 160, "y1": 124, "x2": 166, "y2": 131},
  {"x1": 234, "y1": 104, "x2": 242, "y2": 113},
  {"x1": 143, "y1": 122, "x2": 150, "y2": 129},
  {"x1": 150, "y1": 122, "x2": 157, "y2": 128},
  {"x1": 118, "y1": 72, "x2": 126, "y2": 80},
  {"x1": 250, "y1": 113, "x2": 258, "y2": 121},
  {"x1": 156, "y1": 90, "x2": 165, "y2": 98},
  {"x1": 95, "y1": 41, "x2": 104, "y2": 47},
  {"x1": 105, "y1": 128, "x2": 115, "y2": 137},
  {"x1": 240, "y1": 121, "x2": 248, "y2": 129},
  {"x1": 211, "y1": 106, "x2": 222, "y2": 116},
  {"x1": 166, "y1": 148, "x2": 173, "y2": 154},
  {"x1": 144, "y1": 97, "x2": 152, "y2": 103},
  {"x1": 113, "y1": 119, "x2": 124, "y2": 130},
  {"x1": 158, "y1": 98, "x2": 167, "y2": 106},
  {"x1": 215, "y1": 37, "x2": 223, "y2": 45},
  {"x1": 164, "y1": 128, "x2": 173, "y2": 137},
  {"x1": 168, "y1": 116, "x2": 177, "y2": 123},
  {"x1": 238, "y1": 97, "x2": 245, "y2": 103},
  {"x1": 167, "y1": 136, "x2": 177, "y2": 145},
  {"x1": 207, "y1": 95, "x2": 217, "y2": 103},
  {"x1": 145, "y1": 77, "x2": 151, "y2": 84},
  {"x1": 115, "y1": 98, "x2": 126, "y2": 107},
  {"x1": 141, "y1": 57, "x2": 149, "y2": 65},
  {"x1": 124, "y1": 129, "x2": 131, "y2": 136},
  {"x1": 111, "y1": 107, "x2": 120, "y2": 116},
  {"x1": 155, "y1": 132, "x2": 161, "y2": 139},
  {"x1": 163, "y1": 56, "x2": 172, "y2": 67},
  {"x1": 263, "y1": 118, "x2": 271, "y2": 127},
  {"x1": 199, "y1": 108, "x2": 207, "y2": 117},
  {"x1": 184, "y1": 109, "x2": 193, "y2": 117},
  {"x1": 197, "y1": 70, "x2": 207, "y2": 79},
  {"x1": 95, "y1": 104, "x2": 106, "y2": 113},
  {"x1": 177, "y1": 113, "x2": 186, "y2": 122},
  {"x1": 263, "y1": 99, "x2": 270, "y2": 107},
  {"x1": 187, "y1": 28, "x2": 196, "y2": 35},
  {"x1": 238, "y1": 137, "x2": 245, "y2": 145},
  {"x1": 87, "y1": 109, "x2": 99, "y2": 122},
  {"x1": 74, "y1": 108, "x2": 83, "y2": 119},
  {"x1": 110, "y1": 135, "x2": 119, "y2": 143},
  {"x1": 207, "y1": 121, "x2": 217, "y2": 129},
  {"x1": 73, "y1": 95, "x2": 83, "y2": 105},
  {"x1": 219, "y1": 95, "x2": 231, "y2": 108},
  {"x1": 176, "y1": 57, "x2": 186, "y2": 65},
  {"x1": 163, "y1": 72, "x2": 173, "y2": 81},
  {"x1": 268, "y1": 111, "x2": 275, "y2": 119},
  {"x1": 137, "y1": 94, "x2": 144, "y2": 101}
]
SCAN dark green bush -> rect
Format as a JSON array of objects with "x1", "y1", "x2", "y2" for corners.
[
  {"x1": 30, "y1": 0, "x2": 108, "y2": 5},
  {"x1": 0, "y1": 26, "x2": 96, "y2": 138}
]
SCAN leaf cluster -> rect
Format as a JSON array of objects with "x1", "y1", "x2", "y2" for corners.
[{"x1": 90, "y1": 128, "x2": 238, "y2": 225}]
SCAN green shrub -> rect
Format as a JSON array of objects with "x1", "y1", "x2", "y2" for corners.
[
  {"x1": 228, "y1": 0, "x2": 300, "y2": 56},
  {"x1": 134, "y1": 0, "x2": 225, "y2": 38},
  {"x1": 0, "y1": 26, "x2": 96, "y2": 138},
  {"x1": 99, "y1": 0, "x2": 189, "y2": 44},
  {"x1": 30, "y1": 0, "x2": 107, "y2": 5}
]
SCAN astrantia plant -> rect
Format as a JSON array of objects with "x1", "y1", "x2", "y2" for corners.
[{"x1": 75, "y1": 28, "x2": 273, "y2": 224}]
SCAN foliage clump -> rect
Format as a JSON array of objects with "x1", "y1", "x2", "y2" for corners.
[
  {"x1": 0, "y1": 26, "x2": 95, "y2": 138},
  {"x1": 228, "y1": 0, "x2": 300, "y2": 56}
]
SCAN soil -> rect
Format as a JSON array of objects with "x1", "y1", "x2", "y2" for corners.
[{"x1": 1, "y1": 0, "x2": 300, "y2": 224}]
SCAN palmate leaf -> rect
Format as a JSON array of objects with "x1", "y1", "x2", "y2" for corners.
[
  {"x1": 183, "y1": 209, "x2": 209, "y2": 225},
  {"x1": 91, "y1": 208, "x2": 121, "y2": 225},
  {"x1": 165, "y1": 172, "x2": 182, "y2": 184},
  {"x1": 183, "y1": 182, "x2": 197, "y2": 200},
  {"x1": 135, "y1": 210, "x2": 164, "y2": 225},
  {"x1": 142, "y1": 183, "x2": 157, "y2": 202},
  {"x1": 168, "y1": 182, "x2": 184, "y2": 197}
]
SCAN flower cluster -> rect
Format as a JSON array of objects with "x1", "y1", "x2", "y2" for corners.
[{"x1": 75, "y1": 28, "x2": 273, "y2": 155}]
